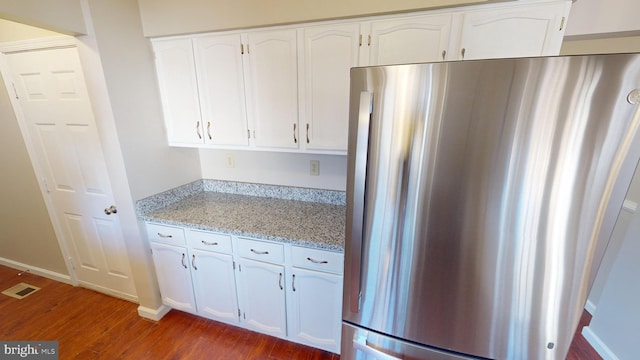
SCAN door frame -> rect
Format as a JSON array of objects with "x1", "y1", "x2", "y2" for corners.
[{"x1": 0, "y1": 35, "x2": 140, "y2": 302}]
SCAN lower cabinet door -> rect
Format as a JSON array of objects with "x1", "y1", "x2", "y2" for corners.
[
  {"x1": 236, "y1": 258, "x2": 287, "y2": 338},
  {"x1": 190, "y1": 249, "x2": 239, "y2": 324},
  {"x1": 289, "y1": 267, "x2": 343, "y2": 353},
  {"x1": 150, "y1": 242, "x2": 197, "y2": 312}
]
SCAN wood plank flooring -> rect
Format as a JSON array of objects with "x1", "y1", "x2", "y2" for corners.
[{"x1": 0, "y1": 264, "x2": 600, "y2": 359}]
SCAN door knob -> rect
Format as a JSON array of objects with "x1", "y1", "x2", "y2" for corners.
[{"x1": 104, "y1": 205, "x2": 117, "y2": 215}]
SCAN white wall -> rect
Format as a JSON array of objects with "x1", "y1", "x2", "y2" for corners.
[
  {"x1": 137, "y1": 0, "x2": 491, "y2": 37},
  {"x1": 582, "y1": 194, "x2": 640, "y2": 360},
  {"x1": 200, "y1": 150, "x2": 347, "y2": 191},
  {"x1": 0, "y1": 0, "x2": 86, "y2": 35}
]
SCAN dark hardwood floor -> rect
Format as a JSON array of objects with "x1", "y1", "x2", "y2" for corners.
[{"x1": 0, "y1": 264, "x2": 600, "y2": 359}]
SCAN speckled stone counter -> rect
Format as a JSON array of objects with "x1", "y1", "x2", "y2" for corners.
[{"x1": 136, "y1": 180, "x2": 346, "y2": 251}]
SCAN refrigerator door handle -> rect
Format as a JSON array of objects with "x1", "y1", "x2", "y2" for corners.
[
  {"x1": 349, "y1": 91, "x2": 373, "y2": 313},
  {"x1": 353, "y1": 332, "x2": 401, "y2": 360}
]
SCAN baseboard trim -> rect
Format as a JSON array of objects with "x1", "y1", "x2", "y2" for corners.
[
  {"x1": 0, "y1": 257, "x2": 72, "y2": 285},
  {"x1": 137, "y1": 304, "x2": 171, "y2": 321},
  {"x1": 585, "y1": 299, "x2": 597, "y2": 315},
  {"x1": 582, "y1": 326, "x2": 620, "y2": 360}
]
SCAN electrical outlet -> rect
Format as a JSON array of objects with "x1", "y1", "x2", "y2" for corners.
[
  {"x1": 310, "y1": 160, "x2": 320, "y2": 176},
  {"x1": 225, "y1": 154, "x2": 235, "y2": 168}
]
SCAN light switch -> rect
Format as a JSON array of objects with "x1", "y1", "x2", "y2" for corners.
[{"x1": 310, "y1": 160, "x2": 320, "y2": 176}]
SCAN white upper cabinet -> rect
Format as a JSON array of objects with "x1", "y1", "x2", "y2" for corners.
[
  {"x1": 454, "y1": 1, "x2": 571, "y2": 60},
  {"x1": 244, "y1": 29, "x2": 299, "y2": 150},
  {"x1": 301, "y1": 23, "x2": 360, "y2": 153},
  {"x1": 193, "y1": 34, "x2": 249, "y2": 146},
  {"x1": 152, "y1": 38, "x2": 203, "y2": 146},
  {"x1": 151, "y1": 0, "x2": 571, "y2": 153},
  {"x1": 363, "y1": 13, "x2": 454, "y2": 65}
]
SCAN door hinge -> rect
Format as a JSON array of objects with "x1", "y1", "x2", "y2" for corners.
[
  {"x1": 42, "y1": 178, "x2": 50, "y2": 193},
  {"x1": 11, "y1": 82, "x2": 19, "y2": 100}
]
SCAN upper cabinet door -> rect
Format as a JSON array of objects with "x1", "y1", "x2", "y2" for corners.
[
  {"x1": 455, "y1": 1, "x2": 571, "y2": 61},
  {"x1": 366, "y1": 14, "x2": 454, "y2": 66},
  {"x1": 152, "y1": 38, "x2": 204, "y2": 146},
  {"x1": 194, "y1": 34, "x2": 249, "y2": 146},
  {"x1": 244, "y1": 29, "x2": 299, "y2": 149},
  {"x1": 302, "y1": 23, "x2": 360, "y2": 153}
]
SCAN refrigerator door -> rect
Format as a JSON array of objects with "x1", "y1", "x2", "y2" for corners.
[
  {"x1": 344, "y1": 54, "x2": 640, "y2": 359},
  {"x1": 343, "y1": 322, "x2": 481, "y2": 360}
]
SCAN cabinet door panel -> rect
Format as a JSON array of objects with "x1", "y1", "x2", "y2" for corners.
[
  {"x1": 152, "y1": 38, "x2": 203, "y2": 145},
  {"x1": 457, "y1": 2, "x2": 568, "y2": 60},
  {"x1": 289, "y1": 268, "x2": 343, "y2": 353},
  {"x1": 303, "y1": 23, "x2": 359, "y2": 152},
  {"x1": 236, "y1": 258, "x2": 287, "y2": 337},
  {"x1": 191, "y1": 249, "x2": 239, "y2": 324},
  {"x1": 369, "y1": 14, "x2": 453, "y2": 65},
  {"x1": 150, "y1": 242, "x2": 196, "y2": 312},
  {"x1": 194, "y1": 34, "x2": 249, "y2": 146},
  {"x1": 245, "y1": 30, "x2": 299, "y2": 149}
]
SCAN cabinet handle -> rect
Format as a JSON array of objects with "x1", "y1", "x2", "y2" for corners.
[
  {"x1": 359, "y1": 34, "x2": 362, "y2": 46},
  {"x1": 306, "y1": 123, "x2": 310, "y2": 144},
  {"x1": 207, "y1": 121, "x2": 212, "y2": 140},
  {"x1": 278, "y1": 272, "x2": 283, "y2": 290},
  {"x1": 201, "y1": 240, "x2": 218, "y2": 246},
  {"x1": 292, "y1": 274, "x2": 296, "y2": 292},
  {"x1": 250, "y1": 248, "x2": 269, "y2": 255},
  {"x1": 157, "y1": 233, "x2": 173, "y2": 238},
  {"x1": 181, "y1": 253, "x2": 187, "y2": 269},
  {"x1": 441, "y1": 50, "x2": 446, "y2": 61},
  {"x1": 293, "y1": 123, "x2": 298, "y2": 144},
  {"x1": 192, "y1": 254, "x2": 198, "y2": 270},
  {"x1": 240, "y1": 43, "x2": 244, "y2": 54},
  {"x1": 367, "y1": 35, "x2": 371, "y2": 46},
  {"x1": 196, "y1": 121, "x2": 202, "y2": 139},
  {"x1": 307, "y1": 257, "x2": 328, "y2": 264},
  {"x1": 461, "y1": 48, "x2": 466, "y2": 60}
]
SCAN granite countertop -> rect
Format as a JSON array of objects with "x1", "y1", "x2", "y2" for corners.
[{"x1": 138, "y1": 181, "x2": 346, "y2": 252}]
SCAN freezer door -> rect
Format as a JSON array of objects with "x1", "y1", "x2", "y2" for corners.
[
  {"x1": 342, "y1": 322, "x2": 481, "y2": 360},
  {"x1": 343, "y1": 54, "x2": 640, "y2": 360}
]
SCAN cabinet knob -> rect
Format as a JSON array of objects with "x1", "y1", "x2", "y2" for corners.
[
  {"x1": 442, "y1": 50, "x2": 447, "y2": 61},
  {"x1": 461, "y1": 48, "x2": 466, "y2": 60}
]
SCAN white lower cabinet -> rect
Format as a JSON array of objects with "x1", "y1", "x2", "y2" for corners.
[
  {"x1": 289, "y1": 268, "x2": 343, "y2": 353},
  {"x1": 145, "y1": 222, "x2": 344, "y2": 353},
  {"x1": 236, "y1": 257, "x2": 287, "y2": 337},
  {"x1": 149, "y1": 241, "x2": 197, "y2": 313}
]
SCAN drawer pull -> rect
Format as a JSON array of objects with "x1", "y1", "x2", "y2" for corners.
[
  {"x1": 201, "y1": 240, "x2": 218, "y2": 246},
  {"x1": 278, "y1": 272, "x2": 283, "y2": 290},
  {"x1": 192, "y1": 254, "x2": 198, "y2": 270},
  {"x1": 292, "y1": 274, "x2": 296, "y2": 292},
  {"x1": 250, "y1": 249, "x2": 269, "y2": 255},
  {"x1": 157, "y1": 233, "x2": 173, "y2": 238},
  {"x1": 307, "y1": 257, "x2": 328, "y2": 264},
  {"x1": 181, "y1": 253, "x2": 187, "y2": 269}
]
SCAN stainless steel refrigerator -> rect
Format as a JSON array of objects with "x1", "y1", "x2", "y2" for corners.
[{"x1": 342, "y1": 54, "x2": 640, "y2": 360}]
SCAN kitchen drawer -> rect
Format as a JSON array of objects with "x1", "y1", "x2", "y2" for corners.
[
  {"x1": 236, "y1": 238, "x2": 284, "y2": 264},
  {"x1": 146, "y1": 222, "x2": 186, "y2": 246},
  {"x1": 187, "y1": 229, "x2": 232, "y2": 254},
  {"x1": 291, "y1": 246, "x2": 344, "y2": 275}
]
